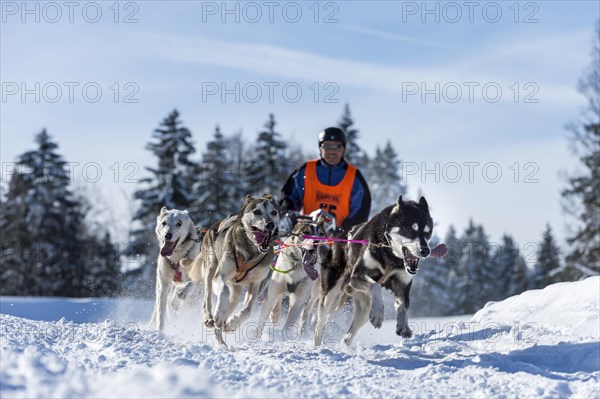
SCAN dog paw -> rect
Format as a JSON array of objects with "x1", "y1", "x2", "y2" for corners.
[
  {"x1": 170, "y1": 298, "x2": 180, "y2": 312},
  {"x1": 176, "y1": 282, "x2": 192, "y2": 300},
  {"x1": 204, "y1": 317, "x2": 215, "y2": 328},
  {"x1": 223, "y1": 322, "x2": 237, "y2": 332},
  {"x1": 180, "y1": 258, "x2": 192, "y2": 267},
  {"x1": 369, "y1": 309, "x2": 384, "y2": 329},
  {"x1": 342, "y1": 333, "x2": 354, "y2": 346},
  {"x1": 396, "y1": 325, "x2": 413, "y2": 338}
]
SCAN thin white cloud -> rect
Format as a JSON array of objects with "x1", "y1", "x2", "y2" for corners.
[
  {"x1": 338, "y1": 24, "x2": 452, "y2": 48},
  {"x1": 143, "y1": 32, "x2": 583, "y2": 105}
]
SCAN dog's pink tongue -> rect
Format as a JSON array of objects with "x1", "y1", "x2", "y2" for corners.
[
  {"x1": 303, "y1": 263, "x2": 319, "y2": 281},
  {"x1": 430, "y1": 243, "x2": 448, "y2": 258},
  {"x1": 161, "y1": 241, "x2": 177, "y2": 257},
  {"x1": 252, "y1": 231, "x2": 268, "y2": 245}
]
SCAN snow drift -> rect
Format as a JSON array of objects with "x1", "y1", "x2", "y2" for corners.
[{"x1": 1, "y1": 277, "x2": 599, "y2": 398}]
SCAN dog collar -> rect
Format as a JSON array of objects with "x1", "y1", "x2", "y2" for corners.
[{"x1": 183, "y1": 233, "x2": 201, "y2": 244}]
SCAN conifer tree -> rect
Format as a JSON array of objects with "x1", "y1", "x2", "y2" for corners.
[
  {"x1": 337, "y1": 103, "x2": 363, "y2": 165},
  {"x1": 509, "y1": 255, "x2": 529, "y2": 296},
  {"x1": 530, "y1": 225, "x2": 562, "y2": 288},
  {"x1": 451, "y1": 221, "x2": 495, "y2": 313},
  {"x1": 561, "y1": 21, "x2": 600, "y2": 279},
  {"x1": 411, "y1": 234, "x2": 452, "y2": 316},
  {"x1": 0, "y1": 130, "x2": 91, "y2": 296},
  {"x1": 192, "y1": 125, "x2": 238, "y2": 227},
  {"x1": 246, "y1": 114, "x2": 289, "y2": 197},
  {"x1": 444, "y1": 226, "x2": 466, "y2": 314},
  {"x1": 492, "y1": 235, "x2": 520, "y2": 298},
  {"x1": 125, "y1": 109, "x2": 198, "y2": 287},
  {"x1": 369, "y1": 141, "x2": 407, "y2": 213}
]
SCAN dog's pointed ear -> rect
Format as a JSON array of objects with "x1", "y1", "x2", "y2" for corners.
[
  {"x1": 418, "y1": 196, "x2": 429, "y2": 211},
  {"x1": 397, "y1": 195, "x2": 404, "y2": 207},
  {"x1": 263, "y1": 193, "x2": 273, "y2": 201},
  {"x1": 160, "y1": 206, "x2": 168, "y2": 214},
  {"x1": 243, "y1": 194, "x2": 253, "y2": 206}
]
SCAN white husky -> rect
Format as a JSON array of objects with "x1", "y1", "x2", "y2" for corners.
[
  {"x1": 149, "y1": 207, "x2": 201, "y2": 331},
  {"x1": 256, "y1": 211, "x2": 333, "y2": 338}
]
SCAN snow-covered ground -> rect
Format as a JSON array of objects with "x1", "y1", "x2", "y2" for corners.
[{"x1": 1, "y1": 278, "x2": 599, "y2": 398}]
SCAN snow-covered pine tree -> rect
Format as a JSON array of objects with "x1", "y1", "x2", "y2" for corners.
[
  {"x1": 223, "y1": 131, "x2": 252, "y2": 210},
  {"x1": 0, "y1": 130, "x2": 88, "y2": 296},
  {"x1": 246, "y1": 114, "x2": 289, "y2": 197},
  {"x1": 530, "y1": 224, "x2": 562, "y2": 288},
  {"x1": 509, "y1": 255, "x2": 529, "y2": 296},
  {"x1": 368, "y1": 141, "x2": 407, "y2": 214},
  {"x1": 192, "y1": 125, "x2": 238, "y2": 227},
  {"x1": 443, "y1": 226, "x2": 466, "y2": 315},
  {"x1": 491, "y1": 234, "x2": 520, "y2": 299},
  {"x1": 124, "y1": 109, "x2": 198, "y2": 291},
  {"x1": 452, "y1": 221, "x2": 495, "y2": 313},
  {"x1": 0, "y1": 174, "x2": 29, "y2": 295},
  {"x1": 81, "y1": 232, "x2": 120, "y2": 296},
  {"x1": 410, "y1": 234, "x2": 452, "y2": 316},
  {"x1": 561, "y1": 21, "x2": 600, "y2": 280},
  {"x1": 337, "y1": 103, "x2": 363, "y2": 166}
]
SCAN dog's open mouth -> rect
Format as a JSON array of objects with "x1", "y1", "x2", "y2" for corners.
[
  {"x1": 402, "y1": 247, "x2": 420, "y2": 275},
  {"x1": 301, "y1": 248, "x2": 319, "y2": 281},
  {"x1": 251, "y1": 227, "x2": 272, "y2": 253},
  {"x1": 160, "y1": 239, "x2": 179, "y2": 257}
]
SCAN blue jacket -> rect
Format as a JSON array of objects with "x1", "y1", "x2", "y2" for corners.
[{"x1": 280, "y1": 158, "x2": 371, "y2": 233}]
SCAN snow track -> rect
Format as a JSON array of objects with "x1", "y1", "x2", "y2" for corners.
[{"x1": 1, "y1": 278, "x2": 599, "y2": 398}]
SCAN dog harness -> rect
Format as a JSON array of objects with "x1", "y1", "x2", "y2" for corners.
[
  {"x1": 163, "y1": 233, "x2": 200, "y2": 283},
  {"x1": 232, "y1": 252, "x2": 270, "y2": 283},
  {"x1": 303, "y1": 159, "x2": 356, "y2": 227}
]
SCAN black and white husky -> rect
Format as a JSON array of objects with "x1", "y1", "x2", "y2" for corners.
[{"x1": 314, "y1": 196, "x2": 447, "y2": 346}]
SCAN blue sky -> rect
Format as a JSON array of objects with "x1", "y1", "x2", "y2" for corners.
[{"x1": 1, "y1": 1, "x2": 598, "y2": 257}]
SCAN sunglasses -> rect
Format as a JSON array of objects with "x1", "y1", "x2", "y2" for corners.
[{"x1": 320, "y1": 143, "x2": 344, "y2": 151}]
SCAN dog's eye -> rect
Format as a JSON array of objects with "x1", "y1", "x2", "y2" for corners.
[
  {"x1": 270, "y1": 210, "x2": 278, "y2": 216},
  {"x1": 162, "y1": 221, "x2": 167, "y2": 226},
  {"x1": 253, "y1": 209, "x2": 261, "y2": 215},
  {"x1": 176, "y1": 222, "x2": 182, "y2": 228}
]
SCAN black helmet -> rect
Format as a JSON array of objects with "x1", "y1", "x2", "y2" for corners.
[{"x1": 318, "y1": 127, "x2": 346, "y2": 147}]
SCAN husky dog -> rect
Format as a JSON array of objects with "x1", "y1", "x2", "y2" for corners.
[
  {"x1": 150, "y1": 207, "x2": 201, "y2": 331},
  {"x1": 194, "y1": 194, "x2": 279, "y2": 347},
  {"x1": 255, "y1": 213, "x2": 331, "y2": 338},
  {"x1": 314, "y1": 196, "x2": 447, "y2": 346}
]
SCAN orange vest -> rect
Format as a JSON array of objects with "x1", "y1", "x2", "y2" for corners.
[{"x1": 302, "y1": 160, "x2": 357, "y2": 226}]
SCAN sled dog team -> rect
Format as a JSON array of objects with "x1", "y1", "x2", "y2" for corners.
[{"x1": 151, "y1": 193, "x2": 447, "y2": 348}]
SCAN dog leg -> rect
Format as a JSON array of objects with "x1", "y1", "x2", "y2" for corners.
[
  {"x1": 314, "y1": 285, "x2": 343, "y2": 346},
  {"x1": 300, "y1": 282, "x2": 319, "y2": 335},
  {"x1": 225, "y1": 282, "x2": 260, "y2": 330},
  {"x1": 151, "y1": 267, "x2": 170, "y2": 332},
  {"x1": 213, "y1": 284, "x2": 230, "y2": 329},
  {"x1": 271, "y1": 298, "x2": 282, "y2": 323},
  {"x1": 284, "y1": 278, "x2": 310, "y2": 331},
  {"x1": 175, "y1": 281, "x2": 193, "y2": 300},
  {"x1": 257, "y1": 282, "x2": 286, "y2": 338},
  {"x1": 202, "y1": 257, "x2": 217, "y2": 327},
  {"x1": 394, "y1": 296, "x2": 412, "y2": 338},
  {"x1": 369, "y1": 284, "x2": 384, "y2": 329},
  {"x1": 223, "y1": 285, "x2": 243, "y2": 332},
  {"x1": 342, "y1": 288, "x2": 371, "y2": 346},
  {"x1": 149, "y1": 268, "x2": 160, "y2": 330},
  {"x1": 213, "y1": 327, "x2": 229, "y2": 350}
]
